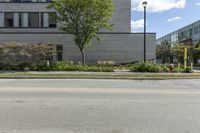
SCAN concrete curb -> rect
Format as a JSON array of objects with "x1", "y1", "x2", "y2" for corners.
[{"x1": 0, "y1": 76, "x2": 200, "y2": 80}]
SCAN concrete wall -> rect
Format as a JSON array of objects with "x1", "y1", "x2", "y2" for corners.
[
  {"x1": 0, "y1": 33, "x2": 156, "y2": 64},
  {"x1": 0, "y1": 0, "x2": 155, "y2": 64},
  {"x1": 64, "y1": 33, "x2": 155, "y2": 63},
  {"x1": 111, "y1": 0, "x2": 131, "y2": 32},
  {"x1": 0, "y1": 0, "x2": 131, "y2": 33}
]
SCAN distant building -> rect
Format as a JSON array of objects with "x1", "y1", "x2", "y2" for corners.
[
  {"x1": 0, "y1": 0, "x2": 156, "y2": 64},
  {"x1": 157, "y1": 20, "x2": 200, "y2": 47}
]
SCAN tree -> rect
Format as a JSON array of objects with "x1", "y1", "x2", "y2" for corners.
[
  {"x1": 156, "y1": 40, "x2": 172, "y2": 63},
  {"x1": 193, "y1": 42, "x2": 200, "y2": 63},
  {"x1": 48, "y1": 0, "x2": 114, "y2": 65},
  {"x1": 0, "y1": 43, "x2": 53, "y2": 63},
  {"x1": 172, "y1": 43, "x2": 193, "y2": 63}
]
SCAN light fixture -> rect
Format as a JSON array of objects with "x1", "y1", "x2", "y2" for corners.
[{"x1": 142, "y1": 1, "x2": 148, "y2": 8}]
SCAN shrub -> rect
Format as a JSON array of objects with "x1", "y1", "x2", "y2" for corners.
[
  {"x1": 181, "y1": 68, "x2": 192, "y2": 73},
  {"x1": 131, "y1": 62, "x2": 160, "y2": 72},
  {"x1": 51, "y1": 61, "x2": 114, "y2": 72},
  {"x1": 160, "y1": 65, "x2": 169, "y2": 72},
  {"x1": 0, "y1": 61, "x2": 114, "y2": 72},
  {"x1": 30, "y1": 63, "x2": 50, "y2": 71}
]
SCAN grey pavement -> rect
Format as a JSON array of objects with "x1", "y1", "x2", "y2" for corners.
[{"x1": 0, "y1": 79, "x2": 200, "y2": 133}]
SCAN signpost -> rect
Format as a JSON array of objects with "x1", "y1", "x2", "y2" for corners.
[{"x1": 184, "y1": 48, "x2": 187, "y2": 69}]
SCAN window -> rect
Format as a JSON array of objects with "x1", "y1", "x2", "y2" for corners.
[
  {"x1": 5, "y1": 13, "x2": 14, "y2": 27},
  {"x1": 41, "y1": 13, "x2": 48, "y2": 27},
  {"x1": 41, "y1": 12, "x2": 57, "y2": 28},
  {"x1": 189, "y1": 29, "x2": 193, "y2": 37},
  {"x1": 181, "y1": 32, "x2": 184, "y2": 38},
  {"x1": 56, "y1": 45, "x2": 63, "y2": 61},
  {"x1": 49, "y1": 13, "x2": 57, "y2": 28},
  {"x1": 0, "y1": 13, "x2": 4, "y2": 27},
  {"x1": 2, "y1": 12, "x2": 57, "y2": 28},
  {"x1": 194, "y1": 26, "x2": 198, "y2": 35},
  {"x1": 1, "y1": 0, "x2": 50, "y2": 2},
  {"x1": 29, "y1": 13, "x2": 39, "y2": 27},
  {"x1": 199, "y1": 26, "x2": 200, "y2": 34}
]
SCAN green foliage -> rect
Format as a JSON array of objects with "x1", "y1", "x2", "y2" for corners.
[
  {"x1": 30, "y1": 63, "x2": 51, "y2": 71},
  {"x1": 48, "y1": 0, "x2": 114, "y2": 65},
  {"x1": 130, "y1": 63, "x2": 185, "y2": 73},
  {"x1": 160, "y1": 64, "x2": 171, "y2": 72},
  {"x1": 52, "y1": 61, "x2": 114, "y2": 72},
  {"x1": 0, "y1": 62, "x2": 50, "y2": 71},
  {"x1": 156, "y1": 40, "x2": 172, "y2": 63},
  {"x1": 172, "y1": 43, "x2": 193, "y2": 63},
  {"x1": 182, "y1": 68, "x2": 192, "y2": 73},
  {"x1": 193, "y1": 42, "x2": 200, "y2": 61},
  {"x1": 0, "y1": 61, "x2": 194, "y2": 73},
  {"x1": 131, "y1": 62, "x2": 160, "y2": 72},
  {"x1": 0, "y1": 61, "x2": 114, "y2": 72},
  {"x1": 0, "y1": 42, "x2": 53, "y2": 63}
]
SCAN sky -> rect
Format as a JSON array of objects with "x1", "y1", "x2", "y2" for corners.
[{"x1": 131, "y1": 0, "x2": 200, "y2": 39}]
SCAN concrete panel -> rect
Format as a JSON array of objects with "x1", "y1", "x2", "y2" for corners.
[
  {"x1": 0, "y1": 0, "x2": 131, "y2": 33},
  {"x1": 0, "y1": 33, "x2": 156, "y2": 64},
  {"x1": 64, "y1": 33, "x2": 156, "y2": 63}
]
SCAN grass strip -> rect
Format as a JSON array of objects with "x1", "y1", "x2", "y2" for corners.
[{"x1": 0, "y1": 73, "x2": 199, "y2": 79}]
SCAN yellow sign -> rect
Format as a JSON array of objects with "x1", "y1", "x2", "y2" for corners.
[{"x1": 184, "y1": 48, "x2": 187, "y2": 69}]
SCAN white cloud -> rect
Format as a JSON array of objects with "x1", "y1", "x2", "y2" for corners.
[
  {"x1": 167, "y1": 16, "x2": 182, "y2": 22},
  {"x1": 131, "y1": 7, "x2": 137, "y2": 11},
  {"x1": 131, "y1": 19, "x2": 144, "y2": 31},
  {"x1": 196, "y1": 2, "x2": 200, "y2": 6},
  {"x1": 132, "y1": 0, "x2": 186, "y2": 13}
]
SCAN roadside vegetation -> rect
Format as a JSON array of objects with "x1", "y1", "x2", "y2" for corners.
[
  {"x1": 156, "y1": 40, "x2": 200, "y2": 64},
  {"x1": 0, "y1": 61, "x2": 193, "y2": 73},
  {"x1": 48, "y1": 0, "x2": 114, "y2": 65},
  {"x1": 0, "y1": 42, "x2": 195, "y2": 73}
]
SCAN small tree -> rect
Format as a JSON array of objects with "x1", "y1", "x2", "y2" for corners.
[
  {"x1": 48, "y1": 0, "x2": 114, "y2": 65},
  {"x1": 193, "y1": 42, "x2": 200, "y2": 63},
  {"x1": 156, "y1": 40, "x2": 172, "y2": 63},
  {"x1": 172, "y1": 43, "x2": 193, "y2": 63}
]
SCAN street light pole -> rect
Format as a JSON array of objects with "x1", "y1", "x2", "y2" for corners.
[{"x1": 143, "y1": 1, "x2": 147, "y2": 62}]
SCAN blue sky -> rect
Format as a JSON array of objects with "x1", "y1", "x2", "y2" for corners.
[{"x1": 131, "y1": 0, "x2": 200, "y2": 39}]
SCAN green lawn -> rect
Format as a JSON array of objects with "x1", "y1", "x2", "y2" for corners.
[{"x1": 0, "y1": 72, "x2": 200, "y2": 79}]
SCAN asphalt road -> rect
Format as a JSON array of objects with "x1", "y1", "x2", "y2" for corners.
[{"x1": 0, "y1": 79, "x2": 200, "y2": 133}]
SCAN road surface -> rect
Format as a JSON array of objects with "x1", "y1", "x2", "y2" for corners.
[{"x1": 0, "y1": 79, "x2": 200, "y2": 133}]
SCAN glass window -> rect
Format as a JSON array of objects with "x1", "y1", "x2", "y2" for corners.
[
  {"x1": 56, "y1": 45, "x2": 63, "y2": 61},
  {"x1": 41, "y1": 12, "x2": 49, "y2": 27},
  {"x1": 199, "y1": 26, "x2": 200, "y2": 34},
  {"x1": 0, "y1": 0, "x2": 50, "y2": 2},
  {"x1": 49, "y1": 13, "x2": 57, "y2": 28},
  {"x1": 0, "y1": 13, "x2": 4, "y2": 27},
  {"x1": 194, "y1": 26, "x2": 198, "y2": 35},
  {"x1": 5, "y1": 13, "x2": 13, "y2": 27},
  {"x1": 3, "y1": 12, "x2": 56, "y2": 28},
  {"x1": 29, "y1": 13, "x2": 39, "y2": 27},
  {"x1": 190, "y1": 29, "x2": 193, "y2": 37}
]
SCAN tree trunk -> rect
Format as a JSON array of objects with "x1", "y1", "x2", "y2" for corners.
[{"x1": 81, "y1": 49, "x2": 85, "y2": 66}]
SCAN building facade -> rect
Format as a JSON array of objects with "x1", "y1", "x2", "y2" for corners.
[
  {"x1": 157, "y1": 20, "x2": 200, "y2": 47},
  {"x1": 0, "y1": 0, "x2": 156, "y2": 64}
]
